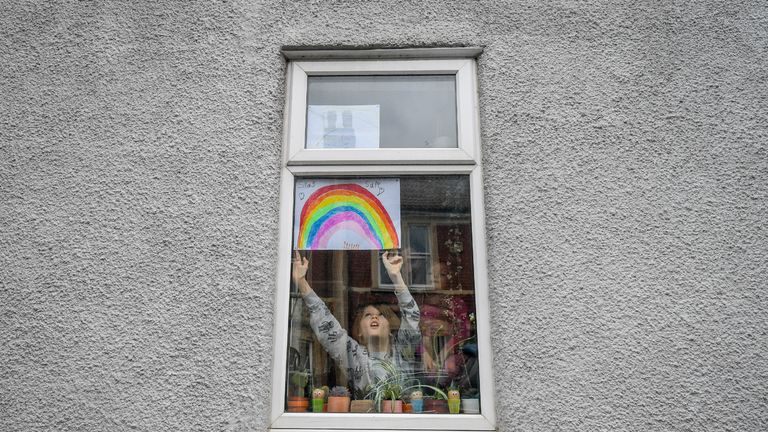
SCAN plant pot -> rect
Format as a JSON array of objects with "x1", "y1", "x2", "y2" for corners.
[
  {"x1": 448, "y1": 399, "x2": 461, "y2": 414},
  {"x1": 350, "y1": 400, "x2": 374, "y2": 413},
  {"x1": 380, "y1": 399, "x2": 403, "y2": 413},
  {"x1": 312, "y1": 398, "x2": 324, "y2": 413},
  {"x1": 424, "y1": 399, "x2": 448, "y2": 414},
  {"x1": 411, "y1": 399, "x2": 424, "y2": 413},
  {"x1": 461, "y1": 398, "x2": 480, "y2": 414},
  {"x1": 286, "y1": 396, "x2": 309, "y2": 412},
  {"x1": 327, "y1": 396, "x2": 351, "y2": 413}
]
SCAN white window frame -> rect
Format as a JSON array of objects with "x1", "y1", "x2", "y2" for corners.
[
  {"x1": 283, "y1": 58, "x2": 479, "y2": 166},
  {"x1": 271, "y1": 50, "x2": 495, "y2": 432}
]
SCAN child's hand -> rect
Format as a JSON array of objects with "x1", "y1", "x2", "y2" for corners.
[
  {"x1": 292, "y1": 250, "x2": 308, "y2": 283},
  {"x1": 381, "y1": 250, "x2": 403, "y2": 278}
]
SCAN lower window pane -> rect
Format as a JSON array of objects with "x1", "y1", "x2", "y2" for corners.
[{"x1": 287, "y1": 175, "x2": 479, "y2": 414}]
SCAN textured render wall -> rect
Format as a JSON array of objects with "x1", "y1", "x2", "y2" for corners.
[{"x1": 1, "y1": 1, "x2": 766, "y2": 431}]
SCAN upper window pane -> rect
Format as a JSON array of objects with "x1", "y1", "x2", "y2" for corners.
[
  {"x1": 408, "y1": 225, "x2": 430, "y2": 254},
  {"x1": 306, "y1": 76, "x2": 458, "y2": 149}
]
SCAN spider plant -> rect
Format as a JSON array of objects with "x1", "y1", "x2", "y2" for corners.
[{"x1": 364, "y1": 360, "x2": 447, "y2": 411}]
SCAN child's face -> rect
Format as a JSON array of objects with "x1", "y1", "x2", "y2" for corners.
[{"x1": 359, "y1": 306, "x2": 390, "y2": 340}]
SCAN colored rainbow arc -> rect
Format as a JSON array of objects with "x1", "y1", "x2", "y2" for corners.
[{"x1": 298, "y1": 183, "x2": 399, "y2": 250}]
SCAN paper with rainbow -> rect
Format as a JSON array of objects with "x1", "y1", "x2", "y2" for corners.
[{"x1": 293, "y1": 178, "x2": 401, "y2": 250}]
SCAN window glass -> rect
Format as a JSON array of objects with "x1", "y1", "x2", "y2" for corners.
[
  {"x1": 409, "y1": 225, "x2": 429, "y2": 254},
  {"x1": 287, "y1": 175, "x2": 479, "y2": 414},
  {"x1": 305, "y1": 76, "x2": 458, "y2": 149},
  {"x1": 378, "y1": 224, "x2": 432, "y2": 289},
  {"x1": 409, "y1": 255, "x2": 429, "y2": 287}
]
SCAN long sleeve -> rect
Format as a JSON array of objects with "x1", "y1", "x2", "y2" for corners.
[
  {"x1": 302, "y1": 291, "x2": 372, "y2": 392},
  {"x1": 302, "y1": 291, "x2": 359, "y2": 367},
  {"x1": 394, "y1": 289, "x2": 421, "y2": 356}
]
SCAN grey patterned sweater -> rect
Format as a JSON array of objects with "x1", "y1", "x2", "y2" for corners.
[{"x1": 303, "y1": 289, "x2": 421, "y2": 394}]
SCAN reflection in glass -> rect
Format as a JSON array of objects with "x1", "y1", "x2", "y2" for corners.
[
  {"x1": 409, "y1": 225, "x2": 429, "y2": 254},
  {"x1": 306, "y1": 76, "x2": 458, "y2": 149},
  {"x1": 286, "y1": 176, "x2": 479, "y2": 414}
]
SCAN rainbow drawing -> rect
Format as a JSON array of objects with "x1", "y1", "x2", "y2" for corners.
[{"x1": 294, "y1": 180, "x2": 400, "y2": 250}]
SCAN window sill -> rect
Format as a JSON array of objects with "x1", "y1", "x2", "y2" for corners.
[{"x1": 270, "y1": 412, "x2": 495, "y2": 431}]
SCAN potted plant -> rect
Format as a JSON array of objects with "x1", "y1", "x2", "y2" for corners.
[
  {"x1": 460, "y1": 387, "x2": 480, "y2": 414},
  {"x1": 401, "y1": 382, "x2": 446, "y2": 414},
  {"x1": 311, "y1": 387, "x2": 326, "y2": 413},
  {"x1": 365, "y1": 360, "x2": 411, "y2": 413},
  {"x1": 286, "y1": 371, "x2": 310, "y2": 412},
  {"x1": 363, "y1": 360, "x2": 451, "y2": 414},
  {"x1": 409, "y1": 389, "x2": 424, "y2": 413},
  {"x1": 350, "y1": 399, "x2": 375, "y2": 413},
  {"x1": 327, "y1": 386, "x2": 351, "y2": 413},
  {"x1": 423, "y1": 388, "x2": 449, "y2": 414},
  {"x1": 379, "y1": 381, "x2": 404, "y2": 413},
  {"x1": 402, "y1": 381, "x2": 447, "y2": 414},
  {"x1": 349, "y1": 385, "x2": 374, "y2": 413},
  {"x1": 447, "y1": 386, "x2": 461, "y2": 414}
]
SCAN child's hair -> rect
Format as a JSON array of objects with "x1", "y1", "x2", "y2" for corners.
[{"x1": 351, "y1": 303, "x2": 401, "y2": 343}]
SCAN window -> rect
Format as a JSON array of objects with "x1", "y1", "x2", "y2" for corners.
[
  {"x1": 271, "y1": 49, "x2": 494, "y2": 432},
  {"x1": 306, "y1": 75, "x2": 458, "y2": 149},
  {"x1": 381, "y1": 223, "x2": 434, "y2": 290}
]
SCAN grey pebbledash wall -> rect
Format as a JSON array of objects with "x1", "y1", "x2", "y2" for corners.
[{"x1": 1, "y1": 1, "x2": 766, "y2": 431}]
